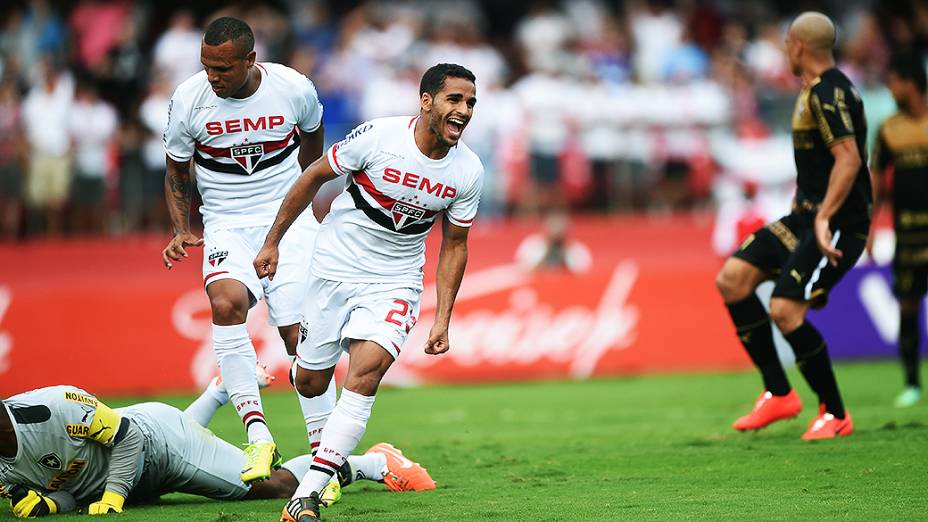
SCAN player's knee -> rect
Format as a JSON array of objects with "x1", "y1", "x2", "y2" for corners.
[
  {"x1": 716, "y1": 266, "x2": 749, "y2": 302},
  {"x1": 769, "y1": 298, "x2": 803, "y2": 333},
  {"x1": 293, "y1": 371, "x2": 330, "y2": 399},
  {"x1": 210, "y1": 295, "x2": 247, "y2": 324}
]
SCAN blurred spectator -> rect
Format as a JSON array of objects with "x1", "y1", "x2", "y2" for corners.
[
  {"x1": 660, "y1": 26, "x2": 710, "y2": 82},
  {"x1": 117, "y1": 117, "x2": 148, "y2": 233},
  {"x1": 96, "y1": 7, "x2": 149, "y2": 118},
  {"x1": 68, "y1": 79, "x2": 117, "y2": 235},
  {"x1": 515, "y1": 212, "x2": 592, "y2": 273},
  {"x1": 0, "y1": 81, "x2": 24, "y2": 240},
  {"x1": 22, "y1": 57, "x2": 73, "y2": 236},
  {"x1": 511, "y1": 65, "x2": 572, "y2": 214},
  {"x1": 137, "y1": 73, "x2": 171, "y2": 231},
  {"x1": 629, "y1": 0, "x2": 683, "y2": 84},
  {"x1": 515, "y1": 0, "x2": 574, "y2": 73},
  {"x1": 152, "y1": 10, "x2": 201, "y2": 89},
  {"x1": 1, "y1": 0, "x2": 68, "y2": 87},
  {"x1": 69, "y1": 0, "x2": 131, "y2": 73}
]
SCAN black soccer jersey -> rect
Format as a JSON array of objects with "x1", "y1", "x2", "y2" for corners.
[
  {"x1": 872, "y1": 112, "x2": 928, "y2": 236},
  {"x1": 791, "y1": 67, "x2": 871, "y2": 226}
]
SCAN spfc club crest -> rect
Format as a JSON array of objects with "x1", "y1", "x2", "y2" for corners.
[
  {"x1": 230, "y1": 143, "x2": 264, "y2": 174},
  {"x1": 391, "y1": 201, "x2": 426, "y2": 228},
  {"x1": 208, "y1": 250, "x2": 228, "y2": 267},
  {"x1": 39, "y1": 453, "x2": 62, "y2": 471},
  {"x1": 299, "y1": 321, "x2": 309, "y2": 345}
]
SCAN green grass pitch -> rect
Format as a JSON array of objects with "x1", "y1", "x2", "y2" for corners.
[{"x1": 3, "y1": 361, "x2": 926, "y2": 521}]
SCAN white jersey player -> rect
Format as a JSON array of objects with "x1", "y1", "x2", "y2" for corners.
[
  {"x1": 254, "y1": 63, "x2": 482, "y2": 522},
  {"x1": 160, "y1": 16, "x2": 328, "y2": 483}
]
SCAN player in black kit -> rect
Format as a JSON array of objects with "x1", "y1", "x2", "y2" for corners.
[
  {"x1": 871, "y1": 52, "x2": 928, "y2": 408},
  {"x1": 715, "y1": 12, "x2": 871, "y2": 440}
]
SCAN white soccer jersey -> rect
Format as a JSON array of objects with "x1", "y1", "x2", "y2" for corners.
[
  {"x1": 314, "y1": 116, "x2": 483, "y2": 287},
  {"x1": 163, "y1": 62, "x2": 323, "y2": 229}
]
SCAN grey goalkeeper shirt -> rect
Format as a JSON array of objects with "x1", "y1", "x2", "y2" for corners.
[{"x1": 0, "y1": 385, "x2": 144, "y2": 505}]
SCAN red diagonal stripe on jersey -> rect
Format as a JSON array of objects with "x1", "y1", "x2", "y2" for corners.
[
  {"x1": 195, "y1": 127, "x2": 297, "y2": 158},
  {"x1": 313, "y1": 456, "x2": 340, "y2": 470},
  {"x1": 353, "y1": 170, "x2": 397, "y2": 210},
  {"x1": 408, "y1": 115, "x2": 417, "y2": 128}
]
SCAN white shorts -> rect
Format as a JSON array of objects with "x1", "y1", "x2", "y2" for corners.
[
  {"x1": 202, "y1": 215, "x2": 318, "y2": 327},
  {"x1": 296, "y1": 276, "x2": 421, "y2": 370}
]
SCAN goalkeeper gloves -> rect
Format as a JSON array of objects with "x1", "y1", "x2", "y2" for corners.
[
  {"x1": 87, "y1": 491, "x2": 125, "y2": 515},
  {"x1": 8, "y1": 485, "x2": 58, "y2": 518}
]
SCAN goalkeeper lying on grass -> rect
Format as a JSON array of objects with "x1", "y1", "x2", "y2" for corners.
[{"x1": 0, "y1": 373, "x2": 432, "y2": 517}]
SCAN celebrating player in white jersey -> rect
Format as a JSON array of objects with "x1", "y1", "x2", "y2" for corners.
[
  {"x1": 254, "y1": 63, "x2": 482, "y2": 522},
  {"x1": 160, "y1": 16, "x2": 329, "y2": 483}
]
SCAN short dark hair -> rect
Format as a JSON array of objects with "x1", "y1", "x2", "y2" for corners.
[
  {"x1": 203, "y1": 16, "x2": 255, "y2": 56},
  {"x1": 419, "y1": 63, "x2": 476, "y2": 97},
  {"x1": 889, "y1": 51, "x2": 927, "y2": 94}
]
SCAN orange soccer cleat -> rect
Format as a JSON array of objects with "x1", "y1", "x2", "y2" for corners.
[
  {"x1": 802, "y1": 409, "x2": 853, "y2": 441},
  {"x1": 365, "y1": 443, "x2": 436, "y2": 492},
  {"x1": 732, "y1": 389, "x2": 803, "y2": 431}
]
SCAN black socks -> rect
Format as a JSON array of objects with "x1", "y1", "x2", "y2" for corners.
[
  {"x1": 899, "y1": 309, "x2": 921, "y2": 388},
  {"x1": 726, "y1": 295, "x2": 791, "y2": 396},
  {"x1": 784, "y1": 321, "x2": 845, "y2": 419}
]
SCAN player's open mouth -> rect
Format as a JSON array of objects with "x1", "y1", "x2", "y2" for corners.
[{"x1": 447, "y1": 116, "x2": 466, "y2": 139}]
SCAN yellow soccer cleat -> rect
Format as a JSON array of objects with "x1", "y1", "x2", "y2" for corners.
[
  {"x1": 318, "y1": 478, "x2": 341, "y2": 508},
  {"x1": 241, "y1": 441, "x2": 281, "y2": 483}
]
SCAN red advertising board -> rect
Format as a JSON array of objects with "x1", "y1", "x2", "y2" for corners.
[{"x1": 0, "y1": 216, "x2": 748, "y2": 396}]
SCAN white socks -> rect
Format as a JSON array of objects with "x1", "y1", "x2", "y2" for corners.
[
  {"x1": 183, "y1": 377, "x2": 227, "y2": 427},
  {"x1": 345, "y1": 453, "x2": 387, "y2": 484},
  {"x1": 293, "y1": 389, "x2": 375, "y2": 498},
  {"x1": 213, "y1": 323, "x2": 272, "y2": 444}
]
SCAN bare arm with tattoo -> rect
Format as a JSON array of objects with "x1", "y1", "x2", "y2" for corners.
[{"x1": 162, "y1": 156, "x2": 203, "y2": 269}]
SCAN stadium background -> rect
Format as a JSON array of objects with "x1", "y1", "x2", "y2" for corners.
[{"x1": 0, "y1": 0, "x2": 925, "y2": 396}]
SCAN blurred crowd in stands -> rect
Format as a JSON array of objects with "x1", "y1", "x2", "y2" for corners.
[{"x1": 0, "y1": 0, "x2": 926, "y2": 241}]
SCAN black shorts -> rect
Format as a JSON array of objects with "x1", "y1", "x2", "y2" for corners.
[
  {"x1": 733, "y1": 212, "x2": 868, "y2": 309},
  {"x1": 893, "y1": 240, "x2": 928, "y2": 298}
]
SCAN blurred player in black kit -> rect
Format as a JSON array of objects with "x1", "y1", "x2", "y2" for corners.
[
  {"x1": 871, "y1": 52, "x2": 928, "y2": 408},
  {"x1": 715, "y1": 12, "x2": 871, "y2": 440}
]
